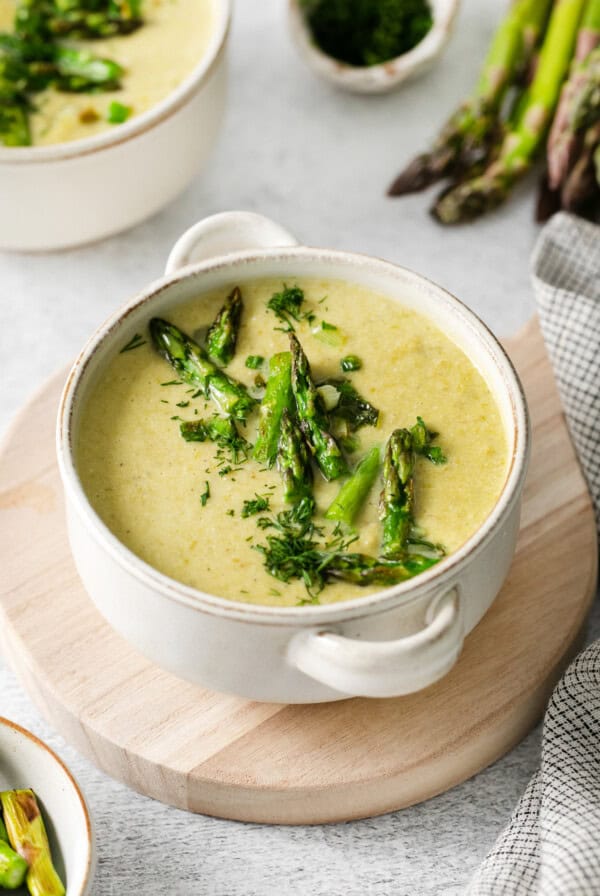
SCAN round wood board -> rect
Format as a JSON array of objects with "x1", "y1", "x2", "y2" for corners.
[{"x1": 0, "y1": 317, "x2": 597, "y2": 825}]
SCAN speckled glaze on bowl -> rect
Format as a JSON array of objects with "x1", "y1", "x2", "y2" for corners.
[
  {"x1": 57, "y1": 211, "x2": 530, "y2": 705},
  {"x1": 0, "y1": 0, "x2": 230, "y2": 252},
  {"x1": 0, "y1": 717, "x2": 95, "y2": 895},
  {"x1": 288, "y1": 0, "x2": 460, "y2": 94}
]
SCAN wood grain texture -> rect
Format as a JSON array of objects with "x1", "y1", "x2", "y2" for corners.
[{"x1": 0, "y1": 317, "x2": 596, "y2": 825}]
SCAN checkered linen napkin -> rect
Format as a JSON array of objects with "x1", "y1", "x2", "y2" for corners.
[{"x1": 468, "y1": 212, "x2": 600, "y2": 895}]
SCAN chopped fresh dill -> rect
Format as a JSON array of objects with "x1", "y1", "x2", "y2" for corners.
[
  {"x1": 200, "y1": 481, "x2": 210, "y2": 507},
  {"x1": 245, "y1": 355, "x2": 265, "y2": 369},
  {"x1": 266, "y1": 285, "x2": 313, "y2": 332},
  {"x1": 161, "y1": 380, "x2": 182, "y2": 386},
  {"x1": 120, "y1": 333, "x2": 146, "y2": 353},
  {"x1": 241, "y1": 494, "x2": 271, "y2": 518},
  {"x1": 176, "y1": 400, "x2": 190, "y2": 408},
  {"x1": 226, "y1": 509, "x2": 235, "y2": 517}
]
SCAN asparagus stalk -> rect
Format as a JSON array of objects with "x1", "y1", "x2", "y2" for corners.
[
  {"x1": 0, "y1": 839, "x2": 29, "y2": 891},
  {"x1": 276, "y1": 408, "x2": 313, "y2": 504},
  {"x1": 325, "y1": 552, "x2": 439, "y2": 586},
  {"x1": 289, "y1": 334, "x2": 348, "y2": 481},
  {"x1": 561, "y1": 118, "x2": 600, "y2": 210},
  {"x1": 388, "y1": 0, "x2": 552, "y2": 196},
  {"x1": 379, "y1": 429, "x2": 415, "y2": 560},
  {"x1": 253, "y1": 352, "x2": 294, "y2": 466},
  {"x1": 149, "y1": 318, "x2": 256, "y2": 421},
  {"x1": 1, "y1": 790, "x2": 65, "y2": 896},
  {"x1": 547, "y1": 0, "x2": 600, "y2": 188},
  {"x1": 434, "y1": 0, "x2": 587, "y2": 224},
  {"x1": 206, "y1": 286, "x2": 243, "y2": 366},
  {"x1": 325, "y1": 445, "x2": 380, "y2": 527}
]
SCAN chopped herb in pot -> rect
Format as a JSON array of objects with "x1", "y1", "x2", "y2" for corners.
[
  {"x1": 120, "y1": 333, "x2": 146, "y2": 353},
  {"x1": 300, "y1": 0, "x2": 433, "y2": 67},
  {"x1": 241, "y1": 494, "x2": 271, "y2": 518},
  {"x1": 267, "y1": 285, "x2": 306, "y2": 332},
  {"x1": 341, "y1": 354, "x2": 362, "y2": 372},
  {"x1": 107, "y1": 101, "x2": 132, "y2": 124},
  {"x1": 200, "y1": 481, "x2": 210, "y2": 506},
  {"x1": 245, "y1": 355, "x2": 265, "y2": 370}
]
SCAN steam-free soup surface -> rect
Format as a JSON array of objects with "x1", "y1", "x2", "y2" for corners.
[
  {"x1": 77, "y1": 278, "x2": 509, "y2": 607},
  {"x1": 0, "y1": 0, "x2": 213, "y2": 146}
]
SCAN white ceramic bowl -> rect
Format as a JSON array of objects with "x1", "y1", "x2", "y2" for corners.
[
  {"x1": 0, "y1": 0, "x2": 230, "y2": 252},
  {"x1": 57, "y1": 210, "x2": 530, "y2": 704},
  {"x1": 289, "y1": 0, "x2": 460, "y2": 94},
  {"x1": 0, "y1": 717, "x2": 94, "y2": 895}
]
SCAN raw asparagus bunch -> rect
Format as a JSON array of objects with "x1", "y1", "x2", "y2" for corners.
[
  {"x1": 388, "y1": 0, "x2": 553, "y2": 196},
  {"x1": 434, "y1": 0, "x2": 587, "y2": 223}
]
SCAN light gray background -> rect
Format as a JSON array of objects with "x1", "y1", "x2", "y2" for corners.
[{"x1": 1, "y1": 2, "x2": 598, "y2": 893}]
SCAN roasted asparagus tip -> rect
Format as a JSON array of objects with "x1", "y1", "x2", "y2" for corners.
[
  {"x1": 432, "y1": 173, "x2": 508, "y2": 224},
  {"x1": 387, "y1": 153, "x2": 442, "y2": 196}
]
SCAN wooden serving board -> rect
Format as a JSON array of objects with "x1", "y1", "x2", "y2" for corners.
[{"x1": 0, "y1": 317, "x2": 597, "y2": 825}]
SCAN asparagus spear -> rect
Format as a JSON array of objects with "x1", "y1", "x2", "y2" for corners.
[
  {"x1": 289, "y1": 334, "x2": 348, "y2": 481},
  {"x1": 149, "y1": 318, "x2": 256, "y2": 421},
  {"x1": 325, "y1": 551, "x2": 439, "y2": 586},
  {"x1": 48, "y1": 0, "x2": 143, "y2": 38},
  {"x1": 1, "y1": 790, "x2": 65, "y2": 896},
  {"x1": 561, "y1": 118, "x2": 600, "y2": 210},
  {"x1": 547, "y1": 0, "x2": 600, "y2": 188},
  {"x1": 326, "y1": 445, "x2": 380, "y2": 527},
  {"x1": 433, "y1": 0, "x2": 587, "y2": 224},
  {"x1": 0, "y1": 839, "x2": 29, "y2": 891},
  {"x1": 276, "y1": 408, "x2": 313, "y2": 504},
  {"x1": 206, "y1": 287, "x2": 243, "y2": 366},
  {"x1": 388, "y1": 0, "x2": 552, "y2": 195},
  {"x1": 379, "y1": 428, "x2": 415, "y2": 559},
  {"x1": 253, "y1": 352, "x2": 294, "y2": 466}
]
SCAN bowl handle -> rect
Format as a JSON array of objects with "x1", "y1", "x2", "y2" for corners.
[
  {"x1": 287, "y1": 588, "x2": 464, "y2": 698},
  {"x1": 165, "y1": 211, "x2": 300, "y2": 274}
]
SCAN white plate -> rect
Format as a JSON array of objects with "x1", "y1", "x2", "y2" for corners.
[{"x1": 0, "y1": 718, "x2": 95, "y2": 895}]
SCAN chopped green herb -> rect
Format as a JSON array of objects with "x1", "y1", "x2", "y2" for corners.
[
  {"x1": 200, "y1": 481, "x2": 210, "y2": 507},
  {"x1": 161, "y1": 380, "x2": 182, "y2": 386},
  {"x1": 219, "y1": 466, "x2": 232, "y2": 477},
  {"x1": 245, "y1": 355, "x2": 265, "y2": 369},
  {"x1": 341, "y1": 355, "x2": 362, "y2": 372},
  {"x1": 318, "y1": 377, "x2": 379, "y2": 431},
  {"x1": 267, "y1": 285, "x2": 309, "y2": 332},
  {"x1": 241, "y1": 494, "x2": 271, "y2": 518},
  {"x1": 160, "y1": 399, "x2": 168, "y2": 404},
  {"x1": 321, "y1": 321, "x2": 337, "y2": 331},
  {"x1": 254, "y1": 373, "x2": 266, "y2": 389},
  {"x1": 107, "y1": 101, "x2": 132, "y2": 124},
  {"x1": 120, "y1": 333, "x2": 146, "y2": 353},
  {"x1": 176, "y1": 400, "x2": 190, "y2": 408},
  {"x1": 180, "y1": 417, "x2": 250, "y2": 464},
  {"x1": 226, "y1": 509, "x2": 235, "y2": 517},
  {"x1": 300, "y1": 0, "x2": 433, "y2": 67}
]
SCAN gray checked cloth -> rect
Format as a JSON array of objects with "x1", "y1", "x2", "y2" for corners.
[{"x1": 469, "y1": 212, "x2": 600, "y2": 895}]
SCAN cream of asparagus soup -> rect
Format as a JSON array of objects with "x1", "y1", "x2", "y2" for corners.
[
  {"x1": 0, "y1": 0, "x2": 213, "y2": 146},
  {"x1": 76, "y1": 278, "x2": 510, "y2": 607}
]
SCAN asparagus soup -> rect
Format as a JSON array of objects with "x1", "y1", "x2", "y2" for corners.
[
  {"x1": 76, "y1": 278, "x2": 510, "y2": 608},
  {"x1": 0, "y1": 0, "x2": 214, "y2": 146}
]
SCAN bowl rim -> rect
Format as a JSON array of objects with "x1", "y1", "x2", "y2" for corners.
[
  {"x1": 57, "y1": 245, "x2": 530, "y2": 626},
  {"x1": 0, "y1": 716, "x2": 94, "y2": 895},
  {"x1": 288, "y1": 0, "x2": 460, "y2": 90},
  {"x1": 0, "y1": 0, "x2": 231, "y2": 164}
]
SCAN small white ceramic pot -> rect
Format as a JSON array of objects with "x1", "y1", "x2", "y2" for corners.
[
  {"x1": 0, "y1": 717, "x2": 95, "y2": 894},
  {"x1": 57, "y1": 211, "x2": 530, "y2": 704},
  {"x1": 288, "y1": 0, "x2": 460, "y2": 94},
  {"x1": 0, "y1": 0, "x2": 230, "y2": 252}
]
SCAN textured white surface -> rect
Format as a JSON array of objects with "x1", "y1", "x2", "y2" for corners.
[{"x1": 0, "y1": 1, "x2": 598, "y2": 893}]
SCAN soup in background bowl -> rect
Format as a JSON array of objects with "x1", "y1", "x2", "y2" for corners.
[{"x1": 57, "y1": 212, "x2": 530, "y2": 703}]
